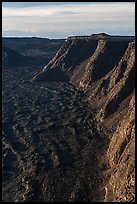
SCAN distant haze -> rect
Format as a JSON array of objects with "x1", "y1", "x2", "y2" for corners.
[{"x1": 2, "y1": 2, "x2": 135, "y2": 39}]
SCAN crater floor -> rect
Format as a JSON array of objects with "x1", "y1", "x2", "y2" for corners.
[{"x1": 2, "y1": 64, "x2": 109, "y2": 202}]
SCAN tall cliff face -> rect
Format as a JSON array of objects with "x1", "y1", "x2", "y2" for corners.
[
  {"x1": 105, "y1": 95, "x2": 135, "y2": 202},
  {"x1": 34, "y1": 33, "x2": 135, "y2": 202},
  {"x1": 35, "y1": 34, "x2": 135, "y2": 126}
]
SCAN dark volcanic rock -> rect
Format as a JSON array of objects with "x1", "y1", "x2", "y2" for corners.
[{"x1": 34, "y1": 67, "x2": 70, "y2": 82}]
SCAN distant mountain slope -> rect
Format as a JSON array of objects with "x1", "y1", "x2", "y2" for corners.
[
  {"x1": 2, "y1": 37, "x2": 65, "y2": 67},
  {"x1": 34, "y1": 33, "x2": 135, "y2": 202},
  {"x1": 2, "y1": 47, "x2": 25, "y2": 67},
  {"x1": 2, "y1": 37, "x2": 65, "y2": 58}
]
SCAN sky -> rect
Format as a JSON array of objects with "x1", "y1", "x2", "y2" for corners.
[{"x1": 2, "y1": 2, "x2": 135, "y2": 39}]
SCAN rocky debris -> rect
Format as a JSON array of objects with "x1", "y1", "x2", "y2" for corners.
[{"x1": 2, "y1": 61, "x2": 108, "y2": 201}]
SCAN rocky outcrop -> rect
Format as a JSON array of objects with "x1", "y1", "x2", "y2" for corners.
[
  {"x1": 35, "y1": 34, "x2": 135, "y2": 126},
  {"x1": 34, "y1": 33, "x2": 135, "y2": 202}
]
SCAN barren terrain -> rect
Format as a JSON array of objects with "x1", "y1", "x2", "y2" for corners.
[{"x1": 2, "y1": 34, "x2": 135, "y2": 202}]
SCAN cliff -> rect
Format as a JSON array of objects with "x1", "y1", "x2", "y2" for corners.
[{"x1": 34, "y1": 33, "x2": 135, "y2": 202}]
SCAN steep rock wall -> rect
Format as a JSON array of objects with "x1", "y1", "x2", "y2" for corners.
[{"x1": 34, "y1": 34, "x2": 135, "y2": 202}]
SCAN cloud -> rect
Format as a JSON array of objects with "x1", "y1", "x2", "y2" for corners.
[
  {"x1": 2, "y1": 2, "x2": 103, "y2": 8},
  {"x1": 2, "y1": 2, "x2": 135, "y2": 38},
  {"x1": 2, "y1": 2, "x2": 69, "y2": 8}
]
